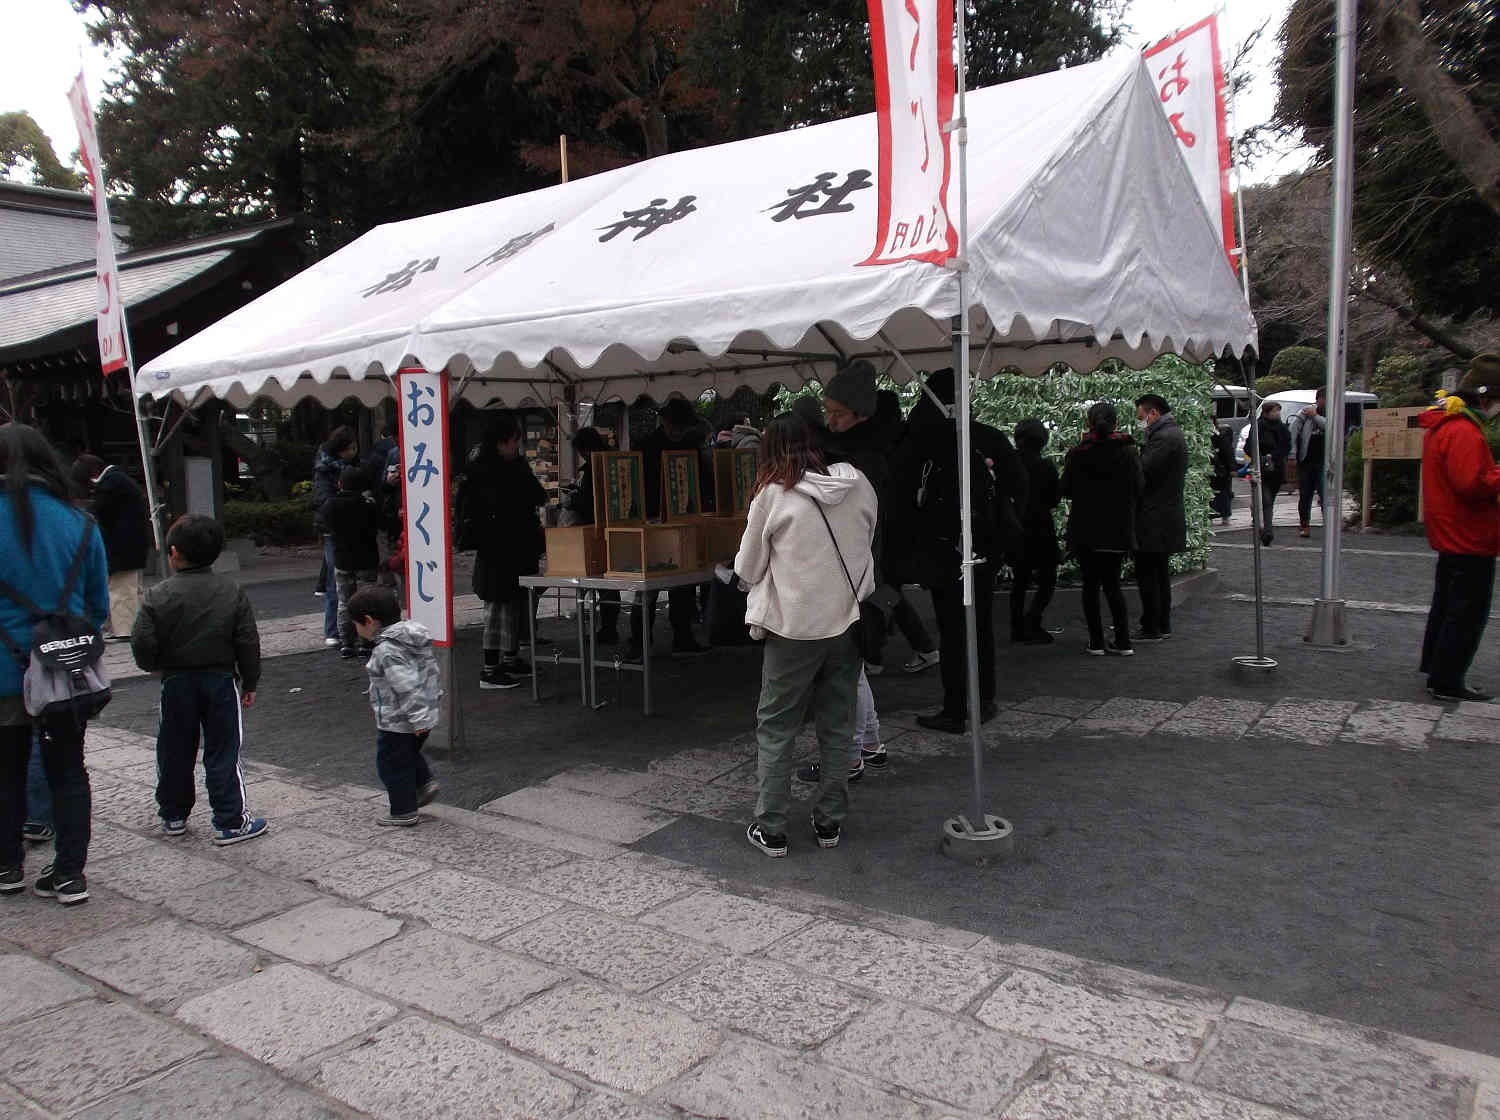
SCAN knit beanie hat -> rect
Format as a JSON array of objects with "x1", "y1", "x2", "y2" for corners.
[{"x1": 825, "y1": 360, "x2": 879, "y2": 418}]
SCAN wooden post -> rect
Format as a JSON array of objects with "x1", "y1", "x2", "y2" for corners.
[
  {"x1": 560, "y1": 135, "x2": 569, "y2": 183},
  {"x1": 1361, "y1": 459, "x2": 1373, "y2": 529}
]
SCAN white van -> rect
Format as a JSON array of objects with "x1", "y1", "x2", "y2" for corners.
[{"x1": 1261, "y1": 388, "x2": 1379, "y2": 433}]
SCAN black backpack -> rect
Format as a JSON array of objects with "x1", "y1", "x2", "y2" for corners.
[
  {"x1": 916, "y1": 446, "x2": 1023, "y2": 559},
  {"x1": 0, "y1": 522, "x2": 111, "y2": 725}
]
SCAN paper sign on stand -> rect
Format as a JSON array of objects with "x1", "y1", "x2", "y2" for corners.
[{"x1": 397, "y1": 367, "x2": 454, "y2": 645}]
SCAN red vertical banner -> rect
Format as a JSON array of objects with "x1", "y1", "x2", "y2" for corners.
[
  {"x1": 1144, "y1": 15, "x2": 1236, "y2": 265},
  {"x1": 67, "y1": 72, "x2": 129, "y2": 375},
  {"x1": 862, "y1": 0, "x2": 958, "y2": 266},
  {"x1": 396, "y1": 367, "x2": 454, "y2": 647}
]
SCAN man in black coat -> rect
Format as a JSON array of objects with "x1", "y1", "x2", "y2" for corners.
[
  {"x1": 73, "y1": 453, "x2": 151, "y2": 639},
  {"x1": 626, "y1": 398, "x2": 710, "y2": 660},
  {"x1": 1133, "y1": 394, "x2": 1189, "y2": 640},
  {"x1": 894, "y1": 368, "x2": 1027, "y2": 734}
]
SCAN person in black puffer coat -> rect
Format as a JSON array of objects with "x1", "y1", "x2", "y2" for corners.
[
  {"x1": 459, "y1": 414, "x2": 546, "y2": 689},
  {"x1": 1010, "y1": 419, "x2": 1061, "y2": 644},
  {"x1": 322, "y1": 466, "x2": 381, "y2": 658},
  {"x1": 1061, "y1": 401, "x2": 1145, "y2": 656},
  {"x1": 892, "y1": 368, "x2": 1027, "y2": 734},
  {"x1": 314, "y1": 426, "x2": 360, "y2": 639},
  {"x1": 1133, "y1": 394, "x2": 1189, "y2": 640}
]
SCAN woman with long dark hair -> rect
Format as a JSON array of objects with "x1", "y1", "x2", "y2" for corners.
[
  {"x1": 732, "y1": 412, "x2": 877, "y2": 857},
  {"x1": 1061, "y1": 402, "x2": 1144, "y2": 657},
  {"x1": 0, "y1": 424, "x2": 109, "y2": 904}
]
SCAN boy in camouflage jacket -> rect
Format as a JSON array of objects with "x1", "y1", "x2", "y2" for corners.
[{"x1": 348, "y1": 587, "x2": 442, "y2": 826}]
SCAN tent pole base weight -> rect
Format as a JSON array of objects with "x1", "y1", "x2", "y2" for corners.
[
  {"x1": 1305, "y1": 598, "x2": 1350, "y2": 647},
  {"x1": 939, "y1": 814, "x2": 1014, "y2": 866},
  {"x1": 1231, "y1": 655, "x2": 1278, "y2": 670}
]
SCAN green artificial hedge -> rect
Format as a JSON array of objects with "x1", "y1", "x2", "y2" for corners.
[
  {"x1": 223, "y1": 499, "x2": 318, "y2": 545},
  {"x1": 778, "y1": 355, "x2": 1218, "y2": 579}
]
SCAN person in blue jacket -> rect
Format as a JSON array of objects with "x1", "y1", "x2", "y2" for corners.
[{"x1": 0, "y1": 424, "x2": 109, "y2": 905}]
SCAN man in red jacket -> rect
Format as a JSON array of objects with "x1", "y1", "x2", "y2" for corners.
[{"x1": 1419, "y1": 354, "x2": 1500, "y2": 702}]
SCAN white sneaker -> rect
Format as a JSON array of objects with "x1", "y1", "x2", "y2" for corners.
[
  {"x1": 902, "y1": 650, "x2": 941, "y2": 673},
  {"x1": 324, "y1": 637, "x2": 339, "y2": 647}
]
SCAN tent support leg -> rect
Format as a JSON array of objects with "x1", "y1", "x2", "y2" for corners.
[
  {"x1": 940, "y1": 0, "x2": 1012, "y2": 867},
  {"x1": 1233, "y1": 354, "x2": 1277, "y2": 672}
]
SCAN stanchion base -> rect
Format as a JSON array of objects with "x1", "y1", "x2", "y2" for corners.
[
  {"x1": 939, "y1": 814, "x2": 1014, "y2": 867},
  {"x1": 1231, "y1": 655, "x2": 1279, "y2": 671},
  {"x1": 1305, "y1": 598, "x2": 1351, "y2": 647}
]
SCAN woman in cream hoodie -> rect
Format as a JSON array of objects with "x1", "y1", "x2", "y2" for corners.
[{"x1": 733, "y1": 412, "x2": 878, "y2": 857}]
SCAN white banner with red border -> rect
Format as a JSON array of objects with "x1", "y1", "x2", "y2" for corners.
[
  {"x1": 1143, "y1": 15, "x2": 1235, "y2": 265},
  {"x1": 862, "y1": 0, "x2": 958, "y2": 266},
  {"x1": 396, "y1": 367, "x2": 454, "y2": 646},
  {"x1": 67, "y1": 72, "x2": 129, "y2": 376}
]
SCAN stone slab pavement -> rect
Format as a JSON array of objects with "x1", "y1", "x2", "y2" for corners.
[{"x1": 2, "y1": 723, "x2": 1498, "y2": 1119}]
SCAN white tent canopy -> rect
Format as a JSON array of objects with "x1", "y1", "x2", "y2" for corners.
[{"x1": 140, "y1": 52, "x2": 1256, "y2": 410}]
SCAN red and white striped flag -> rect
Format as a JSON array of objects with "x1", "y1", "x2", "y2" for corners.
[
  {"x1": 1143, "y1": 16, "x2": 1236, "y2": 265},
  {"x1": 67, "y1": 72, "x2": 129, "y2": 375},
  {"x1": 862, "y1": 0, "x2": 958, "y2": 266}
]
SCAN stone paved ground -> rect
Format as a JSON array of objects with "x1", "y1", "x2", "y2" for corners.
[{"x1": 3, "y1": 722, "x2": 1498, "y2": 1119}]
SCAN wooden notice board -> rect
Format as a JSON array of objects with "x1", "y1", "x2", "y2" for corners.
[
  {"x1": 1360, "y1": 405, "x2": 1430, "y2": 527},
  {"x1": 1362, "y1": 406, "x2": 1428, "y2": 461}
]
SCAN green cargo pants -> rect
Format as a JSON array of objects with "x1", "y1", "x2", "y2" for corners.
[{"x1": 754, "y1": 626, "x2": 862, "y2": 837}]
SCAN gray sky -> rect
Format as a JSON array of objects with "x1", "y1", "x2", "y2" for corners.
[{"x1": 6, "y1": 0, "x2": 1305, "y2": 186}]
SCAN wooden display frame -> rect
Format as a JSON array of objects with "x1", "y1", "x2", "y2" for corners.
[
  {"x1": 593, "y1": 451, "x2": 645, "y2": 527},
  {"x1": 604, "y1": 523, "x2": 700, "y2": 579},
  {"x1": 660, "y1": 449, "x2": 703, "y2": 519},
  {"x1": 712, "y1": 447, "x2": 758, "y2": 517}
]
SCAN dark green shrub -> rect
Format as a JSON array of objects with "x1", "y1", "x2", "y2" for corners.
[
  {"x1": 223, "y1": 499, "x2": 317, "y2": 545},
  {"x1": 1267, "y1": 345, "x2": 1325, "y2": 389}
]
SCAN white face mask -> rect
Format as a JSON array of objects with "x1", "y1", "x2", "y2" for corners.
[{"x1": 1484, "y1": 399, "x2": 1500, "y2": 419}]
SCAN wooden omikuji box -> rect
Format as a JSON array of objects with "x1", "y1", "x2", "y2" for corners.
[
  {"x1": 543, "y1": 526, "x2": 605, "y2": 577},
  {"x1": 699, "y1": 515, "x2": 748, "y2": 567},
  {"x1": 543, "y1": 450, "x2": 645, "y2": 578},
  {"x1": 660, "y1": 449, "x2": 704, "y2": 519},
  {"x1": 604, "y1": 523, "x2": 700, "y2": 579}
]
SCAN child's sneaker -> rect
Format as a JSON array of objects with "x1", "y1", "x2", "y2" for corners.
[
  {"x1": 417, "y1": 780, "x2": 441, "y2": 807},
  {"x1": 213, "y1": 817, "x2": 269, "y2": 846},
  {"x1": 340, "y1": 646, "x2": 359, "y2": 660},
  {"x1": 162, "y1": 819, "x2": 188, "y2": 838},
  {"x1": 0, "y1": 866, "x2": 23, "y2": 894},
  {"x1": 811, "y1": 813, "x2": 841, "y2": 849},
  {"x1": 859, "y1": 744, "x2": 888, "y2": 773},
  {"x1": 32, "y1": 865, "x2": 87, "y2": 905},
  {"x1": 377, "y1": 812, "x2": 420, "y2": 827},
  {"x1": 22, "y1": 822, "x2": 55, "y2": 843}
]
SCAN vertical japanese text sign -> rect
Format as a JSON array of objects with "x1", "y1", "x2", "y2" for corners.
[
  {"x1": 862, "y1": 0, "x2": 958, "y2": 266},
  {"x1": 1143, "y1": 16, "x2": 1235, "y2": 264},
  {"x1": 397, "y1": 367, "x2": 453, "y2": 646},
  {"x1": 67, "y1": 73, "x2": 128, "y2": 375}
]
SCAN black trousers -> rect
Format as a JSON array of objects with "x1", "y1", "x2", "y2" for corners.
[
  {"x1": 1009, "y1": 545, "x2": 1058, "y2": 637},
  {"x1": 1134, "y1": 550, "x2": 1172, "y2": 635},
  {"x1": 928, "y1": 564, "x2": 996, "y2": 717},
  {"x1": 156, "y1": 672, "x2": 246, "y2": 830},
  {"x1": 376, "y1": 729, "x2": 432, "y2": 815},
  {"x1": 630, "y1": 587, "x2": 698, "y2": 646},
  {"x1": 595, "y1": 590, "x2": 621, "y2": 635},
  {"x1": 1260, "y1": 467, "x2": 1285, "y2": 531},
  {"x1": 1079, "y1": 548, "x2": 1130, "y2": 647},
  {"x1": 891, "y1": 591, "x2": 936, "y2": 654},
  {"x1": 1421, "y1": 553, "x2": 1495, "y2": 691},
  {"x1": 0, "y1": 721, "x2": 89, "y2": 878},
  {"x1": 1297, "y1": 459, "x2": 1325, "y2": 526}
]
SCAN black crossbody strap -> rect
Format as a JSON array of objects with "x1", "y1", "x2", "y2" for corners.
[
  {"x1": 0, "y1": 512, "x2": 95, "y2": 622},
  {"x1": 812, "y1": 501, "x2": 866, "y2": 611}
]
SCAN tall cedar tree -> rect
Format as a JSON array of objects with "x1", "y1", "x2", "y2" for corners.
[{"x1": 1275, "y1": 0, "x2": 1500, "y2": 319}]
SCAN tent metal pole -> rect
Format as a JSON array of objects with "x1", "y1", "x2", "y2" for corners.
[
  {"x1": 940, "y1": 0, "x2": 1012, "y2": 865},
  {"x1": 1308, "y1": 0, "x2": 1355, "y2": 647},
  {"x1": 1233, "y1": 353, "x2": 1276, "y2": 671},
  {"x1": 122, "y1": 328, "x2": 168, "y2": 577}
]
